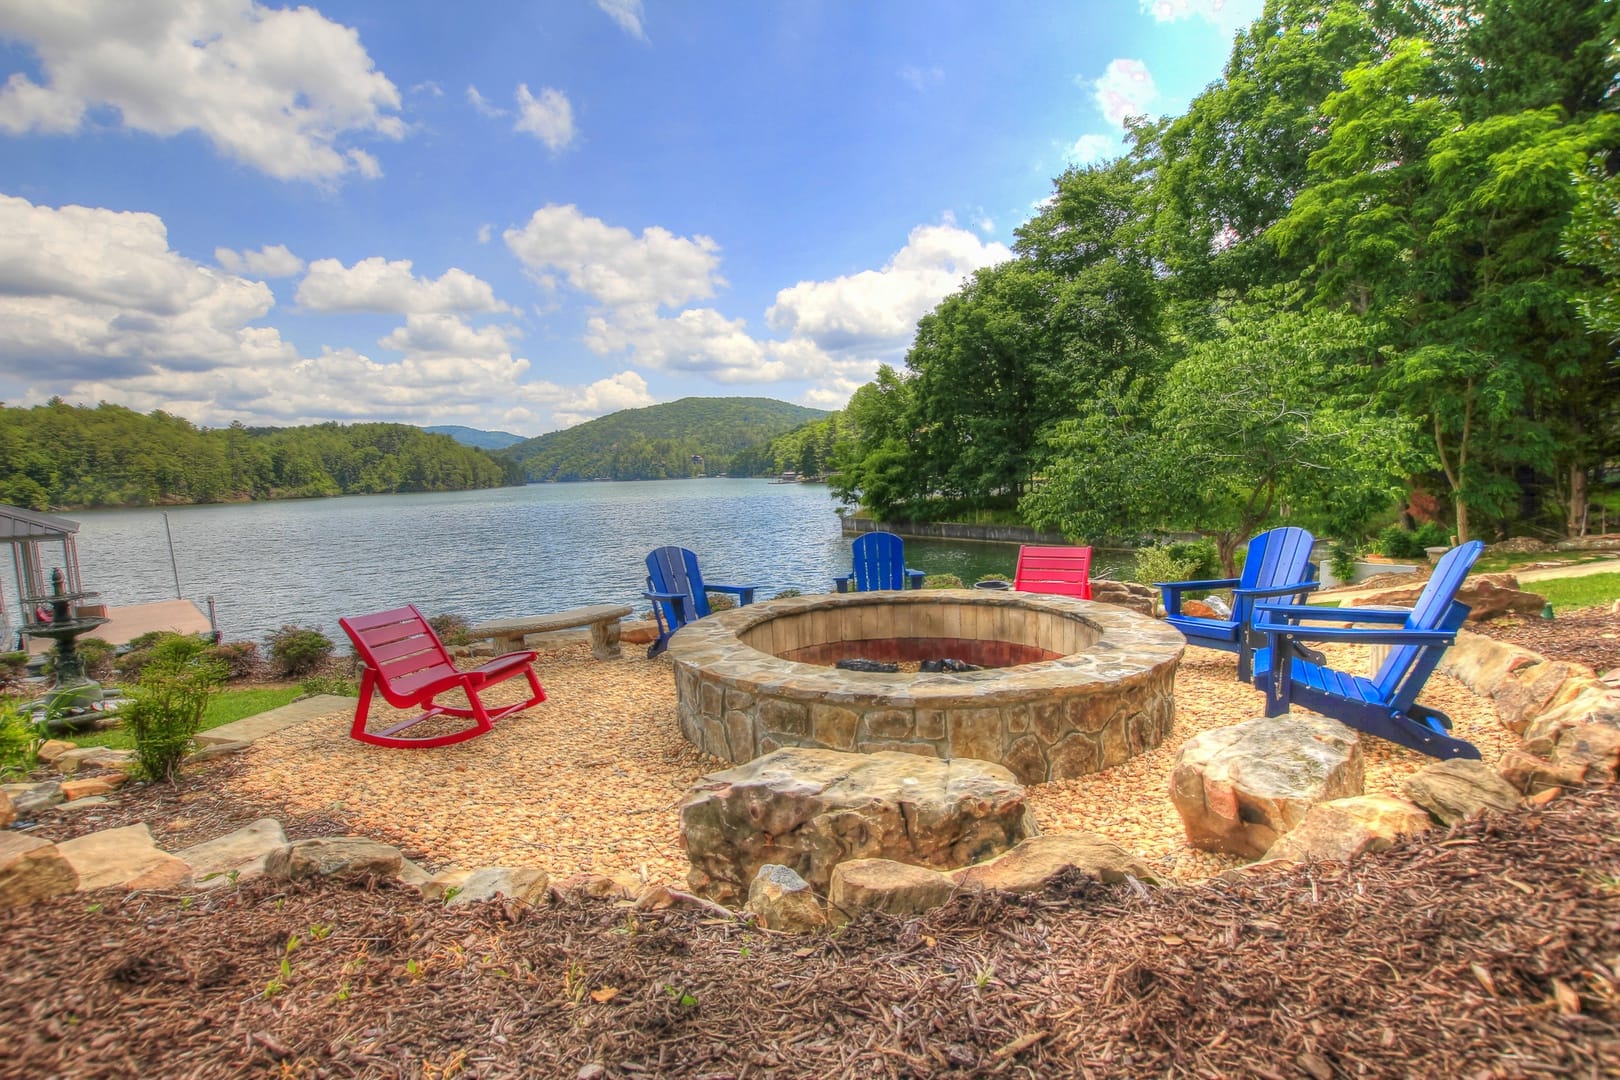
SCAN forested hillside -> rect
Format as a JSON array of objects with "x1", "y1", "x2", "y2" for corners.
[
  {"x1": 0, "y1": 400, "x2": 525, "y2": 509},
  {"x1": 424, "y1": 425, "x2": 526, "y2": 450},
  {"x1": 826, "y1": 0, "x2": 1620, "y2": 569},
  {"x1": 505, "y1": 397, "x2": 826, "y2": 481}
]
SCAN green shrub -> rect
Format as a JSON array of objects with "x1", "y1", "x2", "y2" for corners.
[
  {"x1": 706, "y1": 592, "x2": 738, "y2": 612},
  {"x1": 123, "y1": 636, "x2": 225, "y2": 782},
  {"x1": 922, "y1": 574, "x2": 965, "y2": 589},
  {"x1": 1375, "y1": 525, "x2": 1425, "y2": 560},
  {"x1": 0, "y1": 651, "x2": 30, "y2": 690},
  {"x1": 1328, "y1": 543, "x2": 1360, "y2": 584},
  {"x1": 266, "y1": 625, "x2": 334, "y2": 677},
  {"x1": 1413, "y1": 521, "x2": 1452, "y2": 549},
  {"x1": 427, "y1": 613, "x2": 470, "y2": 646},
  {"x1": 975, "y1": 573, "x2": 1012, "y2": 584},
  {"x1": 75, "y1": 637, "x2": 116, "y2": 682},
  {"x1": 208, "y1": 640, "x2": 260, "y2": 681},
  {"x1": 771, "y1": 588, "x2": 803, "y2": 599},
  {"x1": 1167, "y1": 540, "x2": 1221, "y2": 581},
  {"x1": 1132, "y1": 544, "x2": 1201, "y2": 587},
  {"x1": 0, "y1": 695, "x2": 39, "y2": 779},
  {"x1": 298, "y1": 673, "x2": 358, "y2": 698}
]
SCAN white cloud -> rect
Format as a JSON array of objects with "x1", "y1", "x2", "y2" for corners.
[
  {"x1": 1092, "y1": 59, "x2": 1159, "y2": 127},
  {"x1": 585, "y1": 306, "x2": 786, "y2": 384},
  {"x1": 505, "y1": 204, "x2": 724, "y2": 310},
  {"x1": 766, "y1": 222, "x2": 1011, "y2": 351},
  {"x1": 476, "y1": 224, "x2": 493, "y2": 244},
  {"x1": 0, "y1": 0, "x2": 403, "y2": 182},
  {"x1": 514, "y1": 84, "x2": 575, "y2": 151},
  {"x1": 466, "y1": 84, "x2": 505, "y2": 118},
  {"x1": 0, "y1": 192, "x2": 293, "y2": 381},
  {"x1": 378, "y1": 313, "x2": 518, "y2": 361},
  {"x1": 215, "y1": 243, "x2": 305, "y2": 278},
  {"x1": 1139, "y1": 0, "x2": 1263, "y2": 30},
  {"x1": 594, "y1": 0, "x2": 647, "y2": 39},
  {"x1": 551, "y1": 370, "x2": 654, "y2": 428},
  {"x1": 296, "y1": 257, "x2": 511, "y2": 314},
  {"x1": 899, "y1": 65, "x2": 944, "y2": 92},
  {"x1": 1068, "y1": 133, "x2": 1120, "y2": 165}
]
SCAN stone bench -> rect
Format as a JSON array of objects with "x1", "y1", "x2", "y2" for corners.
[{"x1": 468, "y1": 604, "x2": 634, "y2": 661}]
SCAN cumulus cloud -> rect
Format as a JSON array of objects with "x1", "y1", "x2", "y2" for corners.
[
  {"x1": 514, "y1": 84, "x2": 575, "y2": 150},
  {"x1": 215, "y1": 243, "x2": 305, "y2": 278},
  {"x1": 551, "y1": 370, "x2": 654, "y2": 428},
  {"x1": 296, "y1": 257, "x2": 511, "y2": 314},
  {"x1": 0, "y1": 192, "x2": 293, "y2": 382},
  {"x1": 766, "y1": 222, "x2": 1011, "y2": 351},
  {"x1": 899, "y1": 65, "x2": 944, "y2": 92},
  {"x1": 0, "y1": 0, "x2": 403, "y2": 182},
  {"x1": 466, "y1": 84, "x2": 505, "y2": 117},
  {"x1": 1067, "y1": 133, "x2": 1119, "y2": 165},
  {"x1": 594, "y1": 0, "x2": 647, "y2": 39},
  {"x1": 1092, "y1": 59, "x2": 1159, "y2": 127},
  {"x1": 1139, "y1": 0, "x2": 1263, "y2": 29},
  {"x1": 505, "y1": 204, "x2": 724, "y2": 310}
]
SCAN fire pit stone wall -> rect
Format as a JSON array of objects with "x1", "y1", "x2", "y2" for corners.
[{"x1": 665, "y1": 590, "x2": 1185, "y2": 785}]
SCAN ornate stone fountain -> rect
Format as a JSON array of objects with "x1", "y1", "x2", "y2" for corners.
[{"x1": 24, "y1": 567, "x2": 110, "y2": 715}]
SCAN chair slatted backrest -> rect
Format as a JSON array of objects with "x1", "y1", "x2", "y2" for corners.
[
  {"x1": 1372, "y1": 540, "x2": 1484, "y2": 705},
  {"x1": 340, "y1": 605, "x2": 455, "y2": 701},
  {"x1": 1240, "y1": 526, "x2": 1316, "y2": 592},
  {"x1": 646, "y1": 546, "x2": 710, "y2": 629},
  {"x1": 1013, "y1": 546, "x2": 1093, "y2": 599},
  {"x1": 851, "y1": 532, "x2": 910, "y2": 591}
]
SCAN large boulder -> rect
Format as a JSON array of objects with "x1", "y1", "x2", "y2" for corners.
[
  {"x1": 1401, "y1": 759, "x2": 1521, "y2": 825},
  {"x1": 1090, "y1": 580, "x2": 1157, "y2": 617},
  {"x1": 680, "y1": 748, "x2": 1032, "y2": 904},
  {"x1": 1170, "y1": 716, "x2": 1364, "y2": 858},
  {"x1": 1349, "y1": 573, "x2": 1544, "y2": 622},
  {"x1": 264, "y1": 837, "x2": 404, "y2": 882},
  {"x1": 950, "y1": 832, "x2": 1156, "y2": 893},
  {"x1": 56, "y1": 823, "x2": 191, "y2": 891},
  {"x1": 0, "y1": 833, "x2": 79, "y2": 907},
  {"x1": 1262, "y1": 795, "x2": 1432, "y2": 864},
  {"x1": 827, "y1": 859, "x2": 957, "y2": 923}
]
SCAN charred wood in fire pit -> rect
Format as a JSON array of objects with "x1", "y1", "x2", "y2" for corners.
[
  {"x1": 835, "y1": 658, "x2": 900, "y2": 673},
  {"x1": 920, "y1": 658, "x2": 982, "y2": 673}
]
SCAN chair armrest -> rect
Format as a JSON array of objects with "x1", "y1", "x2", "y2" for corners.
[
  {"x1": 708, "y1": 584, "x2": 757, "y2": 606},
  {"x1": 1262, "y1": 625, "x2": 1458, "y2": 647},
  {"x1": 1232, "y1": 581, "x2": 1320, "y2": 600},
  {"x1": 643, "y1": 590, "x2": 689, "y2": 623},
  {"x1": 904, "y1": 569, "x2": 926, "y2": 589},
  {"x1": 1158, "y1": 577, "x2": 1239, "y2": 595},
  {"x1": 1255, "y1": 603, "x2": 1410, "y2": 625}
]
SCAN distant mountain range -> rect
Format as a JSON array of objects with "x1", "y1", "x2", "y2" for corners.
[
  {"x1": 502, "y1": 397, "x2": 828, "y2": 482},
  {"x1": 425, "y1": 424, "x2": 527, "y2": 450}
]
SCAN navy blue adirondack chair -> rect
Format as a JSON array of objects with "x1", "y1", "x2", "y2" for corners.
[
  {"x1": 836, "y1": 531, "x2": 925, "y2": 593},
  {"x1": 1157, "y1": 527, "x2": 1318, "y2": 681},
  {"x1": 1249, "y1": 540, "x2": 1485, "y2": 760},
  {"x1": 643, "y1": 546, "x2": 757, "y2": 658}
]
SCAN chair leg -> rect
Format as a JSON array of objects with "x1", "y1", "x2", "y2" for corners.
[{"x1": 350, "y1": 668, "x2": 379, "y2": 741}]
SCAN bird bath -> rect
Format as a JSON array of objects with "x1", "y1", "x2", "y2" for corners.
[{"x1": 24, "y1": 567, "x2": 111, "y2": 720}]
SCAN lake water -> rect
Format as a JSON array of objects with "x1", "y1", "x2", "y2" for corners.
[{"x1": 36, "y1": 481, "x2": 1130, "y2": 644}]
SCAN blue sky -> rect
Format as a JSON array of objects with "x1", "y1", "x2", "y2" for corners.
[{"x1": 0, "y1": 0, "x2": 1260, "y2": 437}]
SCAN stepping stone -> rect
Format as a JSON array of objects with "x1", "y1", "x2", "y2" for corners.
[
  {"x1": 195, "y1": 695, "x2": 355, "y2": 746},
  {"x1": 2, "y1": 781, "x2": 62, "y2": 817},
  {"x1": 177, "y1": 818, "x2": 287, "y2": 889},
  {"x1": 56, "y1": 823, "x2": 191, "y2": 891},
  {"x1": 0, "y1": 833, "x2": 79, "y2": 907}
]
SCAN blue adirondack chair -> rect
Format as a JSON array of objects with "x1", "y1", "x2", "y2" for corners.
[
  {"x1": 1157, "y1": 527, "x2": 1318, "y2": 681},
  {"x1": 835, "y1": 531, "x2": 925, "y2": 593},
  {"x1": 1249, "y1": 540, "x2": 1485, "y2": 760},
  {"x1": 643, "y1": 546, "x2": 757, "y2": 657}
]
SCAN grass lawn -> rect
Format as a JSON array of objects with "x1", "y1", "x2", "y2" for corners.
[
  {"x1": 67, "y1": 685, "x2": 304, "y2": 750},
  {"x1": 1538, "y1": 572, "x2": 1620, "y2": 613}
]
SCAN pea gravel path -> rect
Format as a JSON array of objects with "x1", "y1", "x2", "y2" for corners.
[{"x1": 224, "y1": 639, "x2": 1514, "y2": 885}]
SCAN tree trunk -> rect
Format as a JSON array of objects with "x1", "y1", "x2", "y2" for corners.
[
  {"x1": 1216, "y1": 532, "x2": 1241, "y2": 577},
  {"x1": 1568, "y1": 463, "x2": 1589, "y2": 537},
  {"x1": 1455, "y1": 498, "x2": 1470, "y2": 546}
]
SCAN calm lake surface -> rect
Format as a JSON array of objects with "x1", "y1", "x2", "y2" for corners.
[{"x1": 53, "y1": 481, "x2": 1132, "y2": 643}]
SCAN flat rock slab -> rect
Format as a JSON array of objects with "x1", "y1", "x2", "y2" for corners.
[
  {"x1": 0, "y1": 832, "x2": 79, "y2": 907},
  {"x1": 1263, "y1": 795, "x2": 1432, "y2": 864},
  {"x1": 828, "y1": 859, "x2": 957, "y2": 923},
  {"x1": 264, "y1": 837, "x2": 403, "y2": 882},
  {"x1": 951, "y1": 832, "x2": 1156, "y2": 892},
  {"x1": 1402, "y1": 759, "x2": 1522, "y2": 825},
  {"x1": 680, "y1": 747, "x2": 1032, "y2": 904},
  {"x1": 196, "y1": 695, "x2": 355, "y2": 746},
  {"x1": 1170, "y1": 715, "x2": 1364, "y2": 858},
  {"x1": 57, "y1": 823, "x2": 191, "y2": 891},
  {"x1": 178, "y1": 817, "x2": 287, "y2": 888}
]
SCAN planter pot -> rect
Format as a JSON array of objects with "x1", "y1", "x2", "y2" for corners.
[
  {"x1": 1425, "y1": 546, "x2": 1451, "y2": 565},
  {"x1": 972, "y1": 580, "x2": 1012, "y2": 591}
]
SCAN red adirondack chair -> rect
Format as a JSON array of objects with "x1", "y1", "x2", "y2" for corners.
[
  {"x1": 1012, "y1": 545, "x2": 1093, "y2": 600},
  {"x1": 339, "y1": 605, "x2": 546, "y2": 748}
]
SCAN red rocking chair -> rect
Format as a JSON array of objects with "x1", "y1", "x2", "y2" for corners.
[{"x1": 339, "y1": 605, "x2": 546, "y2": 748}]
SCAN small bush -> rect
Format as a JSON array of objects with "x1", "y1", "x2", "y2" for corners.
[
  {"x1": 922, "y1": 574, "x2": 965, "y2": 589},
  {"x1": 0, "y1": 695, "x2": 39, "y2": 779},
  {"x1": 1414, "y1": 521, "x2": 1452, "y2": 549},
  {"x1": 1375, "y1": 525, "x2": 1426, "y2": 560},
  {"x1": 1133, "y1": 544, "x2": 1201, "y2": 587},
  {"x1": 75, "y1": 637, "x2": 116, "y2": 682},
  {"x1": 427, "y1": 613, "x2": 470, "y2": 646},
  {"x1": 706, "y1": 592, "x2": 738, "y2": 612},
  {"x1": 975, "y1": 574, "x2": 1012, "y2": 584},
  {"x1": 1167, "y1": 539, "x2": 1221, "y2": 581},
  {"x1": 298, "y1": 673, "x2": 358, "y2": 698},
  {"x1": 771, "y1": 588, "x2": 803, "y2": 599},
  {"x1": 208, "y1": 640, "x2": 260, "y2": 681},
  {"x1": 1328, "y1": 543, "x2": 1360, "y2": 584},
  {"x1": 123, "y1": 636, "x2": 225, "y2": 782},
  {"x1": 266, "y1": 625, "x2": 334, "y2": 678}
]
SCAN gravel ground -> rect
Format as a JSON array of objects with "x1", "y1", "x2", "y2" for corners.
[{"x1": 212, "y1": 637, "x2": 1513, "y2": 886}]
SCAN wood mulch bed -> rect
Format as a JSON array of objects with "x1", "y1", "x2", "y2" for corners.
[
  {"x1": 1469, "y1": 605, "x2": 1619, "y2": 676},
  {"x1": 3, "y1": 788, "x2": 1617, "y2": 1078}
]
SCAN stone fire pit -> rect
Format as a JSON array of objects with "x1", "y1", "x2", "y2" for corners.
[{"x1": 665, "y1": 590, "x2": 1185, "y2": 784}]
